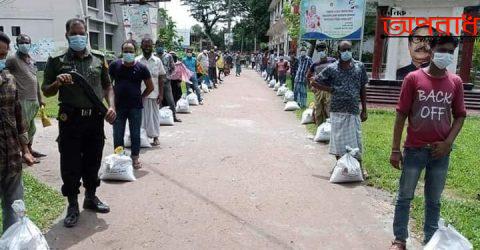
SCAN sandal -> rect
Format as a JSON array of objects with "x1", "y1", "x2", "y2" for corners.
[
  {"x1": 390, "y1": 240, "x2": 407, "y2": 250},
  {"x1": 151, "y1": 140, "x2": 160, "y2": 147}
]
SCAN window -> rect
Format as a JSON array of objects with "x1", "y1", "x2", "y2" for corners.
[
  {"x1": 88, "y1": 0, "x2": 97, "y2": 8},
  {"x1": 0, "y1": 26, "x2": 3, "y2": 32},
  {"x1": 104, "y1": 0, "x2": 111, "y2": 12},
  {"x1": 106, "y1": 34, "x2": 113, "y2": 51},
  {"x1": 11, "y1": 26, "x2": 21, "y2": 36},
  {"x1": 89, "y1": 32, "x2": 99, "y2": 50}
]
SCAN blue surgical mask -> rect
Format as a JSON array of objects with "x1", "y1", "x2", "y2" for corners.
[
  {"x1": 319, "y1": 51, "x2": 326, "y2": 58},
  {"x1": 123, "y1": 53, "x2": 135, "y2": 63},
  {"x1": 156, "y1": 47, "x2": 164, "y2": 54},
  {"x1": 0, "y1": 59, "x2": 6, "y2": 71},
  {"x1": 68, "y1": 35, "x2": 87, "y2": 52},
  {"x1": 340, "y1": 51, "x2": 352, "y2": 61},
  {"x1": 17, "y1": 43, "x2": 31, "y2": 54}
]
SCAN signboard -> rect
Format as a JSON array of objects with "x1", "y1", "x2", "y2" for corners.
[
  {"x1": 122, "y1": 5, "x2": 154, "y2": 43},
  {"x1": 300, "y1": 0, "x2": 366, "y2": 40},
  {"x1": 176, "y1": 28, "x2": 191, "y2": 47}
]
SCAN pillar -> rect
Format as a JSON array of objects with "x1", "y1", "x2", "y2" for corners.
[{"x1": 372, "y1": 6, "x2": 389, "y2": 79}]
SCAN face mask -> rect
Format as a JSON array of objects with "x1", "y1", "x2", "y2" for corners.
[
  {"x1": 319, "y1": 51, "x2": 326, "y2": 58},
  {"x1": 432, "y1": 52, "x2": 454, "y2": 69},
  {"x1": 17, "y1": 43, "x2": 31, "y2": 54},
  {"x1": 123, "y1": 53, "x2": 135, "y2": 63},
  {"x1": 300, "y1": 51, "x2": 306, "y2": 57},
  {"x1": 156, "y1": 47, "x2": 164, "y2": 54},
  {"x1": 187, "y1": 53, "x2": 192, "y2": 57},
  {"x1": 0, "y1": 59, "x2": 6, "y2": 71},
  {"x1": 340, "y1": 51, "x2": 352, "y2": 61},
  {"x1": 68, "y1": 35, "x2": 87, "y2": 52}
]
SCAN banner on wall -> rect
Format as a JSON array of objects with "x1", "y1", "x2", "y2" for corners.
[
  {"x1": 300, "y1": 0, "x2": 366, "y2": 40},
  {"x1": 122, "y1": 5, "x2": 154, "y2": 43}
]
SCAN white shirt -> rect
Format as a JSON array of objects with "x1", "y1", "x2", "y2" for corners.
[{"x1": 136, "y1": 54, "x2": 166, "y2": 99}]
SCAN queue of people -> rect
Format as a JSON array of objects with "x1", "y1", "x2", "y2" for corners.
[{"x1": 258, "y1": 35, "x2": 466, "y2": 249}]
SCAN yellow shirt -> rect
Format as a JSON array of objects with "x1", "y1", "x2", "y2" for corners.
[{"x1": 216, "y1": 55, "x2": 224, "y2": 69}]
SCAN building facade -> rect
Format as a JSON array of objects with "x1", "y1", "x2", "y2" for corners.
[
  {"x1": 266, "y1": 0, "x2": 290, "y2": 54},
  {"x1": 0, "y1": 0, "x2": 159, "y2": 62}
]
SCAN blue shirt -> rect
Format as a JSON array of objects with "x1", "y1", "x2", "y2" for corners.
[
  {"x1": 295, "y1": 55, "x2": 313, "y2": 83},
  {"x1": 109, "y1": 60, "x2": 151, "y2": 109},
  {"x1": 183, "y1": 56, "x2": 196, "y2": 73}
]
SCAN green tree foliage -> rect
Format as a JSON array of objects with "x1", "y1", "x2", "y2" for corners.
[
  {"x1": 472, "y1": 39, "x2": 480, "y2": 84},
  {"x1": 181, "y1": 0, "x2": 247, "y2": 40},
  {"x1": 283, "y1": 0, "x2": 300, "y2": 41},
  {"x1": 231, "y1": 0, "x2": 270, "y2": 51},
  {"x1": 157, "y1": 8, "x2": 182, "y2": 50}
]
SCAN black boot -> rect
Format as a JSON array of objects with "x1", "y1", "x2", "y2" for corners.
[
  {"x1": 83, "y1": 195, "x2": 110, "y2": 213},
  {"x1": 64, "y1": 196, "x2": 79, "y2": 228}
]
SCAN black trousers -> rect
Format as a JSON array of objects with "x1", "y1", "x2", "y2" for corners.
[
  {"x1": 162, "y1": 79, "x2": 177, "y2": 116},
  {"x1": 58, "y1": 105, "x2": 104, "y2": 197},
  {"x1": 171, "y1": 79, "x2": 183, "y2": 104},
  {"x1": 208, "y1": 67, "x2": 217, "y2": 85}
]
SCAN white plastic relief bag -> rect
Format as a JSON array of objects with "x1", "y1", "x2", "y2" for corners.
[
  {"x1": 0, "y1": 200, "x2": 49, "y2": 250},
  {"x1": 277, "y1": 86, "x2": 288, "y2": 96},
  {"x1": 284, "y1": 101, "x2": 300, "y2": 111},
  {"x1": 261, "y1": 71, "x2": 267, "y2": 78},
  {"x1": 201, "y1": 83, "x2": 209, "y2": 93},
  {"x1": 124, "y1": 126, "x2": 152, "y2": 148},
  {"x1": 159, "y1": 107, "x2": 174, "y2": 126},
  {"x1": 284, "y1": 90, "x2": 294, "y2": 103},
  {"x1": 99, "y1": 147, "x2": 136, "y2": 182},
  {"x1": 301, "y1": 108, "x2": 314, "y2": 124},
  {"x1": 424, "y1": 219, "x2": 473, "y2": 250},
  {"x1": 187, "y1": 93, "x2": 199, "y2": 106},
  {"x1": 314, "y1": 119, "x2": 331, "y2": 142},
  {"x1": 273, "y1": 82, "x2": 280, "y2": 91},
  {"x1": 269, "y1": 79, "x2": 276, "y2": 88},
  {"x1": 330, "y1": 146, "x2": 364, "y2": 183},
  {"x1": 176, "y1": 98, "x2": 191, "y2": 113}
]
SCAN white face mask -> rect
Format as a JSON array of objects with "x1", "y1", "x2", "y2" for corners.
[
  {"x1": 340, "y1": 51, "x2": 352, "y2": 61},
  {"x1": 432, "y1": 52, "x2": 454, "y2": 70},
  {"x1": 300, "y1": 51, "x2": 306, "y2": 57},
  {"x1": 319, "y1": 51, "x2": 326, "y2": 58}
]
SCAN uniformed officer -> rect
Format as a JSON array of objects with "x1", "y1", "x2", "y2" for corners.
[{"x1": 42, "y1": 18, "x2": 116, "y2": 228}]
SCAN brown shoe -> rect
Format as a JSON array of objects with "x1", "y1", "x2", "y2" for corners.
[{"x1": 389, "y1": 240, "x2": 406, "y2": 250}]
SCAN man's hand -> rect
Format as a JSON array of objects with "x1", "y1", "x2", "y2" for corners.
[
  {"x1": 157, "y1": 95, "x2": 163, "y2": 105},
  {"x1": 361, "y1": 109, "x2": 368, "y2": 122},
  {"x1": 390, "y1": 151, "x2": 403, "y2": 170},
  {"x1": 23, "y1": 152, "x2": 35, "y2": 166},
  {"x1": 56, "y1": 73, "x2": 73, "y2": 85},
  {"x1": 432, "y1": 141, "x2": 452, "y2": 159},
  {"x1": 105, "y1": 107, "x2": 116, "y2": 124}
]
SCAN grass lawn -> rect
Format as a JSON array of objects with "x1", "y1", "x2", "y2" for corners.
[
  {"x1": 0, "y1": 172, "x2": 64, "y2": 233},
  {"x1": 286, "y1": 76, "x2": 480, "y2": 247}
]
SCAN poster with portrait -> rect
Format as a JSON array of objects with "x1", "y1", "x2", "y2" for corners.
[
  {"x1": 383, "y1": 7, "x2": 463, "y2": 80},
  {"x1": 300, "y1": 0, "x2": 366, "y2": 40},
  {"x1": 122, "y1": 5, "x2": 153, "y2": 43}
]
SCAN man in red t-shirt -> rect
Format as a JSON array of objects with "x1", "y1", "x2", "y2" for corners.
[
  {"x1": 275, "y1": 54, "x2": 289, "y2": 86},
  {"x1": 389, "y1": 35, "x2": 466, "y2": 249}
]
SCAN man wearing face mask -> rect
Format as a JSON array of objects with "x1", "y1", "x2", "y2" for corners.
[
  {"x1": 136, "y1": 37, "x2": 165, "y2": 146},
  {"x1": 313, "y1": 41, "x2": 368, "y2": 174},
  {"x1": 156, "y1": 42, "x2": 181, "y2": 122},
  {"x1": 294, "y1": 47, "x2": 313, "y2": 108},
  {"x1": 207, "y1": 46, "x2": 218, "y2": 88},
  {"x1": 307, "y1": 42, "x2": 336, "y2": 125},
  {"x1": 6, "y1": 34, "x2": 46, "y2": 162},
  {"x1": 110, "y1": 41, "x2": 154, "y2": 170},
  {"x1": 42, "y1": 18, "x2": 117, "y2": 228},
  {"x1": 183, "y1": 48, "x2": 204, "y2": 105},
  {"x1": 275, "y1": 54, "x2": 289, "y2": 86},
  {"x1": 389, "y1": 35, "x2": 465, "y2": 250}
]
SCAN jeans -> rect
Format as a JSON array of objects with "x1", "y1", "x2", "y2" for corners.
[
  {"x1": 113, "y1": 108, "x2": 142, "y2": 157},
  {"x1": 279, "y1": 74, "x2": 286, "y2": 86},
  {"x1": 187, "y1": 75, "x2": 203, "y2": 102},
  {"x1": 393, "y1": 147, "x2": 450, "y2": 244},
  {"x1": 202, "y1": 74, "x2": 211, "y2": 87}
]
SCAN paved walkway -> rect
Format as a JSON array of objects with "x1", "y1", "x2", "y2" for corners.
[{"x1": 30, "y1": 69, "x2": 407, "y2": 249}]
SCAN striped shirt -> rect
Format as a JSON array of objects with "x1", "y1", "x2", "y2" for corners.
[{"x1": 295, "y1": 56, "x2": 313, "y2": 83}]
